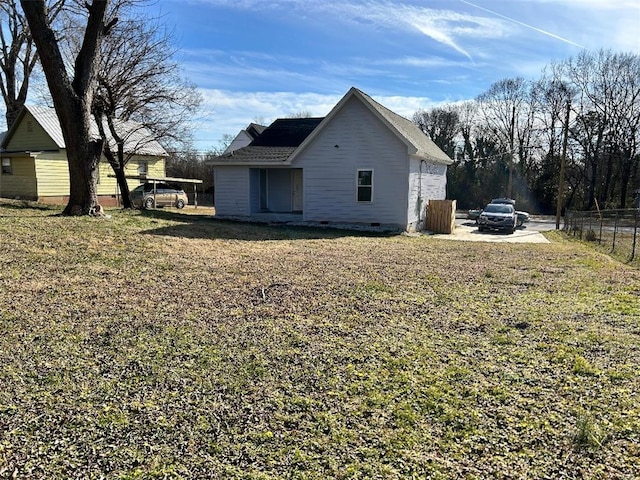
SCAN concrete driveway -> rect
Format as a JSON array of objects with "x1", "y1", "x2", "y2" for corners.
[{"x1": 433, "y1": 218, "x2": 553, "y2": 243}]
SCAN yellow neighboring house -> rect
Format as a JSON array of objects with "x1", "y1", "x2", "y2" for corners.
[{"x1": 0, "y1": 105, "x2": 167, "y2": 206}]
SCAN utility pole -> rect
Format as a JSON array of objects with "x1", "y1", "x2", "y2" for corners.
[
  {"x1": 507, "y1": 105, "x2": 515, "y2": 198},
  {"x1": 556, "y1": 100, "x2": 571, "y2": 230}
]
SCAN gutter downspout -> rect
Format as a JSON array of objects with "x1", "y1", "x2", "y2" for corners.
[{"x1": 417, "y1": 159, "x2": 427, "y2": 231}]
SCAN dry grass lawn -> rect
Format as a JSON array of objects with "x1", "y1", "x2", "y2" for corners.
[{"x1": 1, "y1": 200, "x2": 639, "y2": 479}]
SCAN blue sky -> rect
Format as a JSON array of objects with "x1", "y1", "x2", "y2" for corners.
[{"x1": 150, "y1": 0, "x2": 640, "y2": 152}]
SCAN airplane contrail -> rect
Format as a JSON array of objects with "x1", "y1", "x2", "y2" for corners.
[{"x1": 460, "y1": 0, "x2": 585, "y2": 48}]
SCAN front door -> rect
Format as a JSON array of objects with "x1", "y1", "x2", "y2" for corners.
[{"x1": 291, "y1": 169, "x2": 303, "y2": 212}]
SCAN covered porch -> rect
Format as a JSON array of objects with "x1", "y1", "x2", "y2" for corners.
[{"x1": 249, "y1": 167, "x2": 303, "y2": 215}]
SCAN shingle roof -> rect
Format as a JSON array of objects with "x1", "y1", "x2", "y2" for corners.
[
  {"x1": 246, "y1": 123, "x2": 267, "y2": 139},
  {"x1": 213, "y1": 146, "x2": 296, "y2": 164},
  {"x1": 354, "y1": 89, "x2": 452, "y2": 165},
  {"x1": 3, "y1": 105, "x2": 167, "y2": 157},
  {"x1": 250, "y1": 118, "x2": 324, "y2": 147},
  {"x1": 214, "y1": 117, "x2": 322, "y2": 165}
]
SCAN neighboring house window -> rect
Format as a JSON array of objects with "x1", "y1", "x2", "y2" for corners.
[
  {"x1": 138, "y1": 161, "x2": 148, "y2": 183},
  {"x1": 357, "y1": 169, "x2": 373, "y2": 202},
  {"x1": 1, "y1": 158, "x2": 12, "y2": 175}
]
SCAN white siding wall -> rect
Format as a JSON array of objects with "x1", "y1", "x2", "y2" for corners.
[
  {"x1": 214, "y1": 166, "x2": 250, "y2": 216},
  {"x1": 407, "y1": 158, "x2": 448, "y2": 231},
  {"x1": 294, "y1": 97, "x2": 409, "y2": 228},
  {"x1": 224, "y1": 131, "x2": 252, "y2": 154}
]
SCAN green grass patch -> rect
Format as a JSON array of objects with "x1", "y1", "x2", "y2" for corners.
[{"x1": 1, "y1": 201, "x2": 639, "y2": 478}]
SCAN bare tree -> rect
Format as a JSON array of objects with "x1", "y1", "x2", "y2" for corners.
[
  {"x1": 285, "y1": 110, "x2": 314, "y2": 118},
  {"x1": 21, "y1": 0, "x2": 116, "y2": 215},
  {"x1": 412, "y1": 52, "x2": 640, "y2": 213},
  {"x1": 412, "y1": 106, "x2": 460, "y2": 159},
  {"x1": 0, "y1": 0, "x2": 63, "y2": 128},
  {"x1": 560, "y1": 50, "x2": 640, "y2": 209},
  {"x1": 528, "y1": 71, "x2": 576, "y2": 212},
  {"x1": 476, "y1": 77, "x2": 537, "y2": 199},
  {"x1": 88, "y1": 14, "x2": 202, "y2": 208}
]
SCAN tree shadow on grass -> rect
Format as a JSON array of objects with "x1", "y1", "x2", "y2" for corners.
[
  {"x1": 138, "y1": 209, "x2": 398, "y2": 241},
  {"x1": 0, "y1": 200, "x2": 62, "y2": 216}
]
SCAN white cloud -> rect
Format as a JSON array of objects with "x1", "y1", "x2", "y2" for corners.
[
  {"x1": 460, "y1": 0, "x2": 584, "y2": 48},
  {"x1": 182, "y1": 0, "x2": 640, "y2": 56},
  {"x1": 316, "y1": 2, "x2": 512, "y2": 60},
  {"x1": 168, "y1": 0, "x2": 640, "y2": 151},
  {"x1": 372, "y1": 94, "x2": 437, "y2": 118},
  {"x1": 613, "y1": 18, "x2": 640, "y2": 52},
  {"x1": 379, "y1": 56, "x2": 474, "y2": 69},
  {"x1": 191, "y1": 89, "x2": 341, "y2": 150},
  {"x1": 187, "y1": 0, "x2": 511, "y2": 59},
  {"x1": 190, "y1": 88, "x2": 437, "y2": 151}
]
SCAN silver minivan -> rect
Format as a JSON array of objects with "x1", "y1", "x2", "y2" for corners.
[{"x1": 131, "y1": 182, "x2": 188, "y2": 209}]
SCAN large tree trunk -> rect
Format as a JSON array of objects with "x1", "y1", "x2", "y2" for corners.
[
  {"x1": 57, "y1": 101, "x2": 104, "y2": 214},
  {"x1": 21, "y1": 0, "x2": 109, "y2": 215}
]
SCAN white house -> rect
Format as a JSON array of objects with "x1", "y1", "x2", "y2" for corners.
[
  {"x1": 211, "y1": 87, "x2": 453, "y2": 232},
  {"x1": 223, "y1": 123, "x2": 267, "y2": 154}
]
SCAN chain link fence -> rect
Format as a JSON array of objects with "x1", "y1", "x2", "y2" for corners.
[{"x1": 564, "y1": 209, "x2": 639, "y2": 263}]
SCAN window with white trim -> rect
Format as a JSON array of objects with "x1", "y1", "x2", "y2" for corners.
[
  {"x1": 1, "y1": 158, "x2": 12, "y2": 175},
  {"x1": 357, "y1": 169, "x2": 373, "y2": 202},
  {"x1": 137, "y1": 161, "x2": 148, "y2": 183}
]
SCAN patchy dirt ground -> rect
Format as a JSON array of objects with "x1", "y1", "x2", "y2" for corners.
[
  {"x1": 436, "y1": 223, "x2": 550, "y2": 243},
  {"x1": 1, "y1": 201, "x2": 639, "y2": 479}
]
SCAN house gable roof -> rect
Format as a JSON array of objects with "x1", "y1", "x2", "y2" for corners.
[
  {"x1": 223, "y1": 123, "x2": 268, "y2": 154},
  {"x1": 210, "y1": 87, "x2": 453, "y2": 166},
  {"x1": 246, "y1": 123, "x2": 267, "y2": 139},
  {"x1": 214, "y1": 117, "x2": 323, "y2": 165},
  {"x1": 105, "y1": 118, "x2": 168, "y2": 157},
  {"x1": 289, "y1": 87, "x2": 452, "y2": 165},
  {"x1": 359, "y1": 90, "x2": 453, "y2": 164},
  {"x1": 1, "y1": 105, "x2": 167, "y2": 157},
  {"x1": 24, "y1": 105, "x2": 67, "y2": 148},
  {"x1": 0, "y1": 104, "x2": 66, "y2": 151}
]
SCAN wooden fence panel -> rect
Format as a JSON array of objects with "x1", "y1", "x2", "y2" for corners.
[{"x1": 425, "y1": 199, "x2": 456, "y2": 234}]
